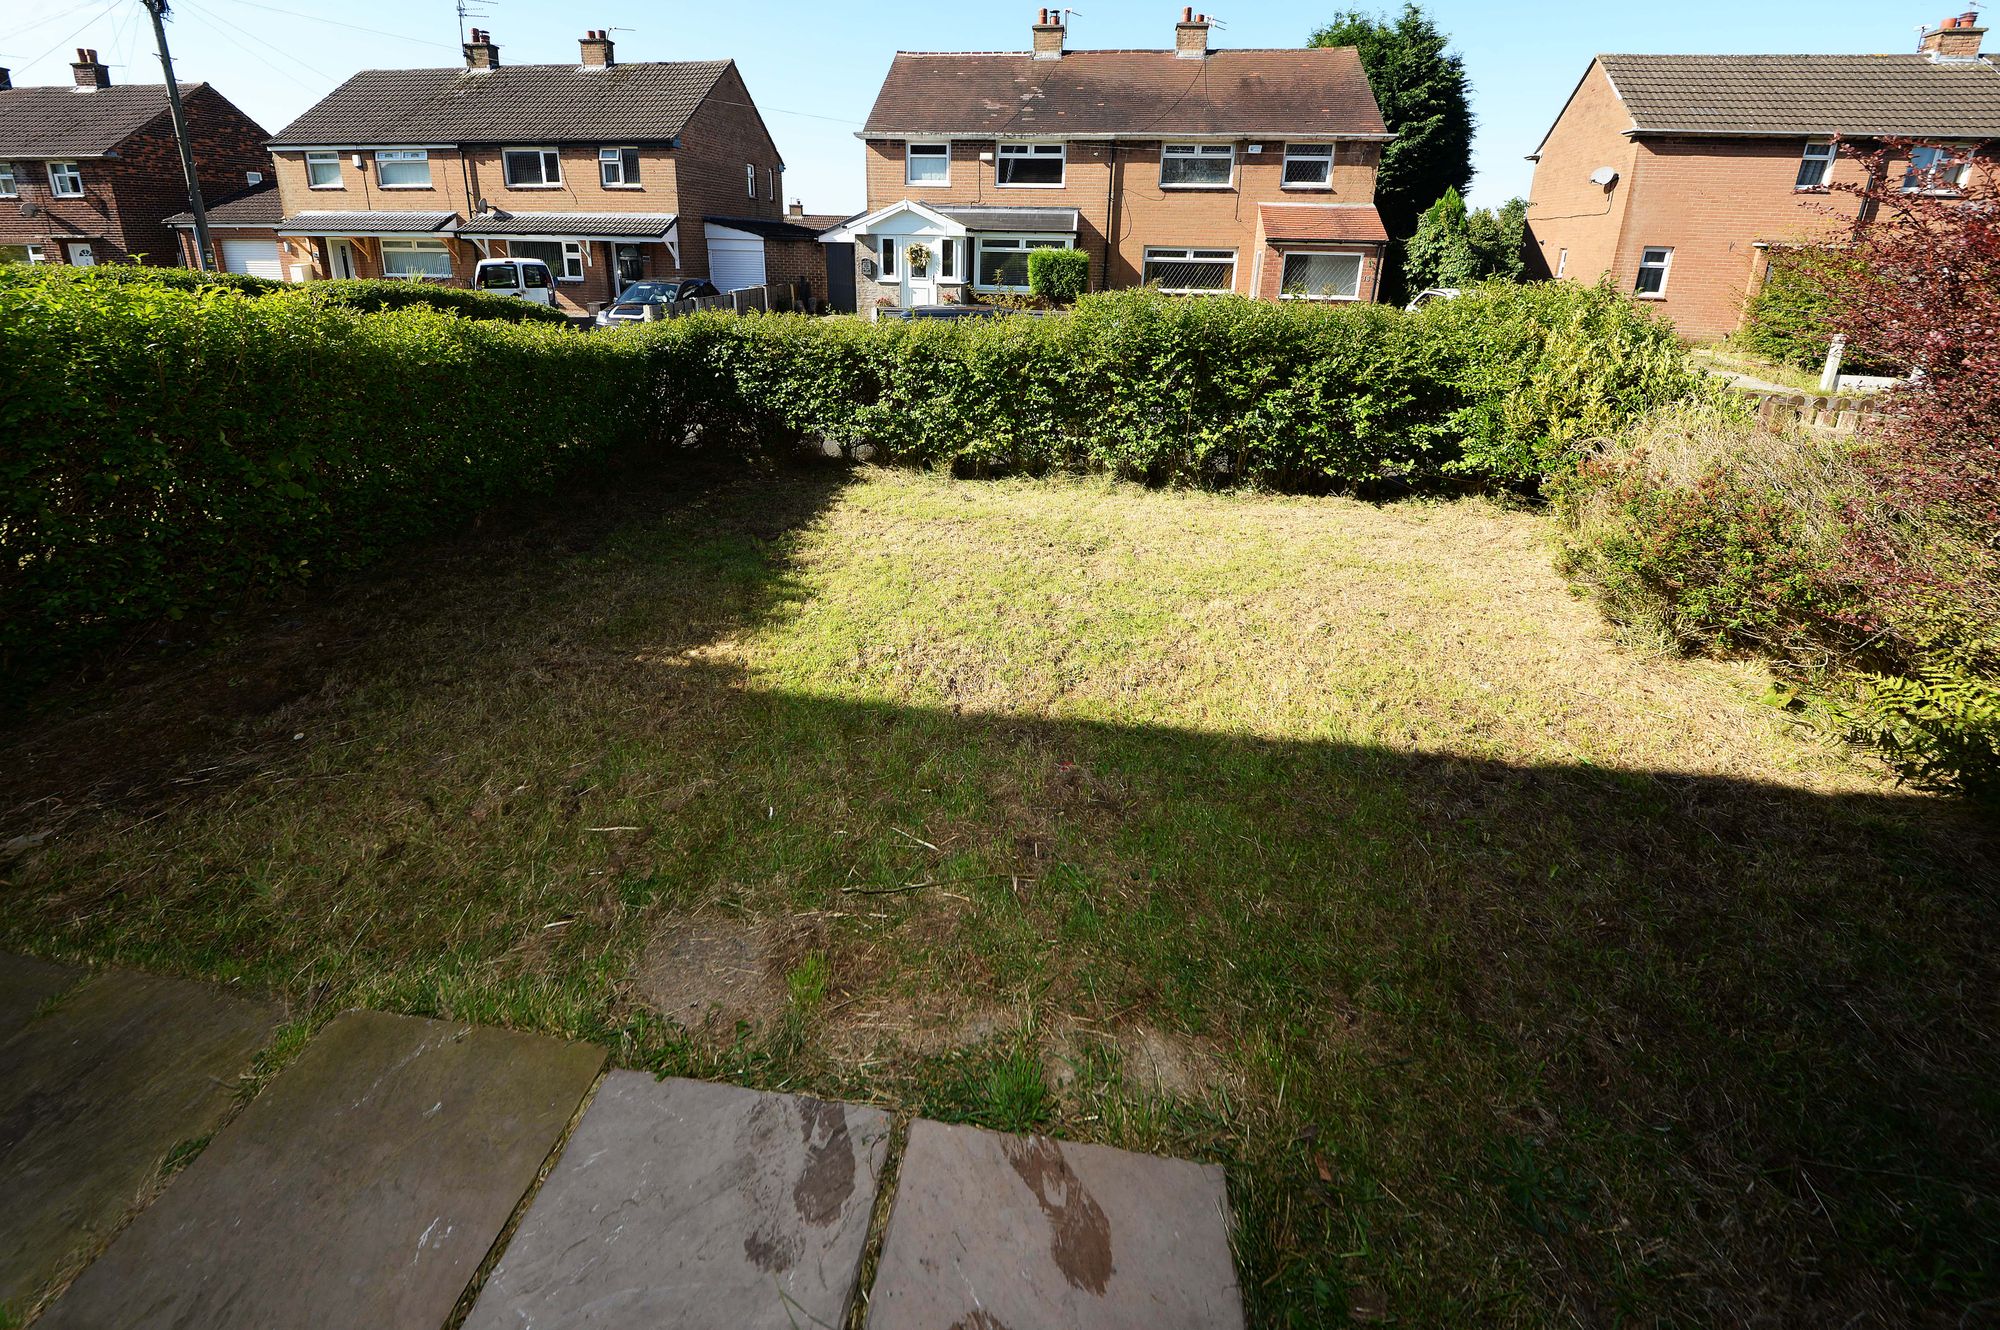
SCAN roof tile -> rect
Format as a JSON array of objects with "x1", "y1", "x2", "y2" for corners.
[
  {"x1": 1599, "y1": 53, "x2": 2000, "y2": 138},
  {"x1": 0, "y1": 83, "x2": 194, "y2": 157}
]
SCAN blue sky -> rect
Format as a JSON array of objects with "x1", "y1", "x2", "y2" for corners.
[{"x1": 0, "y1": 1, "x2": 1962, "y2": 213}]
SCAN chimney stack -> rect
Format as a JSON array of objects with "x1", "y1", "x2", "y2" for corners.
[
  {"x1": 0, "y1": 69, "x2": 12, "y2": 92},
  {"x1": 1175, "y1": 9, "x2": 1212, "y2": 59},
  {"x1": 581, "y1": 30, "x2": 616, "y2": 69},
  {"x1": 463, "y1": 28, "x2": 500, "y2": 70},
  {"x1": 1032, "y1": 8, "x2": 1065, "y2": 61},
  {"x1": 70, "y1": 49, "x2": 110, "y2": 90},
  {"x1": 1919, "y1": 11, "x2": 1987, "y2": 59},
  {"x1": 788, "y1": 200, "x2": 804, "y2": 218}
]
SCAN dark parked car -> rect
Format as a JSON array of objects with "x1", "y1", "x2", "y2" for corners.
[{"x1": 595, "y1": 279, "x2": 721, "y2": 325}]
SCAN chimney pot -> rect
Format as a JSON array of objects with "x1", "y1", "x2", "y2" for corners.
[
  {"x1": 1031, "y1": 6, "x2": 1065, "y2": 60},
  {"x1": 1920, "y1": 11, "x2": 1987, "y2": 57}
]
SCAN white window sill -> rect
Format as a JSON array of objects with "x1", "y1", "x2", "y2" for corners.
[
  {"x1": 1281, "y1": 183, "x2": 1333, "y2": 192},
  {"x1": 994, "y1": 182, "x2": 1066, "y2": 190},
  {"x1": 377, "y1": 184, "x2": 434, "y2": 190},
  {"x1": 1635, "y1": 292, "x2": 1667, "y2": 300},
  {"x1": 507, "y1": 183, "x2": 564, "y2": 190},
  {"x1": 309, "y1": 184, "x2": 346, "y2": 190},
  {"x1": 905, "y1": 180, "x2": 952, "y2": 188},
  {"x1": 602, "y1": 183, "x2": 644, "y2": 190},
  {"x1": 1160, "y1": 183, "x2": 1235, "y2": 191}
]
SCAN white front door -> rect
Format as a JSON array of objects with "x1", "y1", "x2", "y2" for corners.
[
  {"x1": 66, "y1": 241, "x2": 95, "y2": 267},
  {"x1": 327, "y1": 238, "x2": 357, "y2": 279},
  {"x1": 901, "y1": 240, "x2": 941, "y2": 307}
]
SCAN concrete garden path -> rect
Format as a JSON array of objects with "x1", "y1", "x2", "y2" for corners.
[{"x1": 0, "y1": 953, "x2": 1243, "y2": 1330}]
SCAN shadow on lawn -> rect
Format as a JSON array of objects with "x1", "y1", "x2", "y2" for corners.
[{"x1": 0, "y1": 458, "x2": 1994, "y2": 1326}]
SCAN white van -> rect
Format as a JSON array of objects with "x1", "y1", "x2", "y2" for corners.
[{"x1": 472, "y1": 257, "x2": 556, "y2": 306}]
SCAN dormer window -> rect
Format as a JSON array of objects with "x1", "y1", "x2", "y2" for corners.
[
  {"x1": 1795, "y1": 140, "x2": 1834, "y2": 190},
  {"x1": 503, "y1": 148, "x2": 562, "y2": 188}
]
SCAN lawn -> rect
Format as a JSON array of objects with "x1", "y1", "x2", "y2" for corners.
[{"x1": 2, "y1": 462, "x2": 1993, "y2": 1326}]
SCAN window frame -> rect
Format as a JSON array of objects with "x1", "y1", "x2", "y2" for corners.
[
  {"x1": 971, "y1": 234, "x2": 1070, "y2": 291},
  {"x1": 1794, "y1": 139, "x2": 1836, "y2": 191},
  {"x1": 937, "y1": 236, "x2": 958, "y2": 281},
  {"x1": 599, "y1": 147, "x2": 641, "y2": 188},
  {"x1": 507, "y1": 239, "x2": 585, "y2": 283},
  {"x1": 47, "y1": 161, "x2": 84, "y2": 198},
  {"x1": 1902, "y1": 142, "x2": 1972, "y2": 194},
  {"x1": 502, "y1": 147, "x2": 563, "y2": 189},
  {"x1": 905, "y1": 141, "x2": 951, "y2": 188},
  {"x1": 1278, "y1": 249, "x2": 1365, "y2": 301},
  {"x1": 995, "y1": 142, "x2": 1066, "y2": 189},
  {"x1": 878, "y1": 235, "x2": 897, "y2": 279},
  {"x1": 746, "y1": 163, "x2": 757, "y2": 198},
  {"x1": 0, "y1": 162, "x2": 18, "y2": 199},
  {"x1": 304, "y1": 150, "x2": 343, "y2": 189},
  {"x1": 26, "y1": 243, "x2": 45, "y2": 264},
  {"x1": 373, "y1": 149, "x2": 432, "y2": 189},
  {"x1": 1634, "y1": 245, "x2": 1673, "y2": 298},
  {"x1": 379, "y1": 237, "x2": 452, "y2": 280},
  {"x1": 1281, "y1": 143, "x2": 1334, "y2": 190},
  {"x1": 1159, "y1": 142, "x2": 1236, "y2": 190},
  {"x1": 1141, "y1": 245, "x2": 1238, "y2": 294},
  {"x1": 1555, "y1": 247, "x2": 1568, "y2": 279}
]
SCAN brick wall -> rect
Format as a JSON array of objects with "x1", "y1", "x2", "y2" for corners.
[
  {"x1": 762, "y1": 235, "x2": 827, "y2": 302},
  {"x1": 1523, "y1": 62, "x2": 1638, "y2": 288},
  {"x1": 0, "y1": 84, "x2": 270, "y2": 267},
  {"x1": 862, "y1": 135, "x2": 1381, "y2": 297},
  {"x1": 667, "y1": 63, "x2": 786, "y2": 282}
]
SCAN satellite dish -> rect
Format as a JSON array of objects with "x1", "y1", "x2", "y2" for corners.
[
  {"x1": 1588, "y1": 166, "x2": 1620, "y2": 187},
  {"x1": 19, "y1": 200, "x2": 40, "y2": 218}
]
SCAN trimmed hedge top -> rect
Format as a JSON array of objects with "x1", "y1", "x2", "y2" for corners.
[{"x1": 0, "y1": 262, "x2": 573, "y2": 324}]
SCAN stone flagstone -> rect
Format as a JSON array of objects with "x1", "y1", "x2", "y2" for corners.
[
  {"x1": 464, "y1": 1072, "x2": 891, "y2": 1330},
  {"x1": 40, "y1": 1009, "x2": 604, "y2": 1330},
  {"x1": 866, "y1": 1119, "x2": 1244, "y2": 1330},
  {"x1": 0, "y1": 952, "x2": 77, "y2": 1040},
  {"x1": 0, "y1": 970, "x2": 279, "y2": 1311}
]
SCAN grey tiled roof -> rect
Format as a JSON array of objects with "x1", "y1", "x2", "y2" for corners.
[
  {"x1": 0, "y1": 83, "x2": 196, "y2": 157},
  {"x1": 864, "y1": 48, "x2": 1386, "y2": 138},
  {"x1": 269, "y1": 62, "x2": 733, "y2": 147},
  {"x1": 277, "y1": 211, "x2": 457, "y2": 235},
  {"x1": 165, "y1": 180, "x2": 281, "y2": 228},
  {"x1": 458, "y1": 211, "x2": 678, "y2": 238},
  {"x1": 704, "y1": 214, "x2": 833, "y2": 241},
  {"x1": 1600, "y1": 53, "x2": 2000, "y2": 138},
  {"x1": 938, "y1": 205, "x2": 1080, "y2": 233}
]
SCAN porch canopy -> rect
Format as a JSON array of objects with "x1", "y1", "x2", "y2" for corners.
[
  {"x1": 275, "y1": 211, "x2": 457, "y2": 237},
  {"x1": 837, "y1": 200, "x2": 1080, "y2": 296},
  {"x1": 455, "y1": 211, "x2": 682, "y2": 268}
]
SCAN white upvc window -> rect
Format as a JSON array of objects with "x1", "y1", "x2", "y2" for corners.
[
  {"x1": 1281, "y1": 143, "x2": 1334, "y2": 189},
  {"x1": 503, "y1": 148, "x2": 563, "y2": 188},
  {"x1": 374, "y1": 150, "x2": 431, "y2": 188},
  {"x1": 1795, "y1": 140, "x2": 1835, "y2": 190},
  {"x1": 1160, "y1": 143, "x2": 1235, "y2": 189},
  {"x1": 974, "y1": 235, "x2": 1068, "y2": 289},
  {"x1": 26, "y1": 243, "x2": 45, "y2": 264},
  {"x1": 906, "y1": 142, "x2": 950, "y2": 186},
  {"x1": 508, "y1": 239, "x2": 585, "y2": 282},
  {"x1": 600, "y1": 147, "x2": 641, "y2": 187},
  {"x1": 1634, "y1": 245, "x2": 1672, "y2": 297},
  {"x1": 996, "y1": 142, "x2": 1065, "y2": 187},
  {"x1": 304, "y1": 150, "x2": 342, "y2": 188},
  {"x1": 380, "y1": 237, "x2": 452, "y2": 279},
  {"x1": 47, "y1": 161, "x2": 84, "y2": 197},
  {"x1": 1555, "y1": 247, "x2": 1568, "y2": 278},
  {"x1": 1279, "y1": 250, "x2": 1364, "y2": 300},
  {"x1": 1142, "y1": 246, "x2": 1237, "y2": 293},
  {"x1": 937, "y1": 236, "x2": 959, "y2": 280},
  {"x1": 1903, "y1": 143, "x2": 1972, "y2": 193},
  {"x1": 878, "y1": 234, "x2": 897, "y2": 278},
  {"x1": 0, "y1": 163, "x2": 17, "y2": 198},
  {"x1": 746, "y1": 163, "x2": 756, "y2": 198}
]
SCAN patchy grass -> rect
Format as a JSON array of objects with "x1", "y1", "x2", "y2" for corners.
[{"x1": 1, "y1": 463, "x2": 1993, "y2": 1326}]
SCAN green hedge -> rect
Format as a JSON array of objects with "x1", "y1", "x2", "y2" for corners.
[
  {"x1": 0, "y1": 263, "x2": 570, "y2": 324},
  {"x1": 0, "y1": 279, "x2": 646, "y2": 689},
  {"x1": 635, "y1": 281, "x2": 1709, "y2": 489},
  {"x1": 3, "y1": 275, "x2": 1706, "y2": 692},
  {"x1": 1027, "y1": 248, "x2": 1090, "y2": 303}
]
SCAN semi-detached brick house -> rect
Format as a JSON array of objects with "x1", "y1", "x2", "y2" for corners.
[
  {"x1": 829, "y1": 8, "x2": 1392, "y2": 311},
  {"x1": 1526, "y1": 12, "x2": 2000, "y2": 341},
  {"x1": 260, "y1": 30, "x2": 793, "y2": 315},
  {"x1": 0, "y1": 51, "x2": 270, "y2": 268}
]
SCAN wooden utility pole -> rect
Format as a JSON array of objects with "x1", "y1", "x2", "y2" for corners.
[{"x1": 140, "y1": 0, "x2": 214, "y2": 269}]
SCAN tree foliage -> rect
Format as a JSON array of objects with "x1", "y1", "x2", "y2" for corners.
[
  {"x1": 1404, "y1": 189, "x2": 1527, "y2": 292},
  {"x1": 1310, "y1": 4, "x2": 1474, "y2": 271}
]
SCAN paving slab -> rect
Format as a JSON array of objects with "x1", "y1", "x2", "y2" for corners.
[
  {"x1": 465, "y1": 1072, "x2": 891, "y2": 1330},
  {"x1": 0, "y1": 951, "x2": 78, "y2": 1039},
  {"x1": 40, "y1": 1009, "x2": 605, "y2": 1330},
  {"x1": 866, "y1": 1119, "x2": 1244, "y2": 1330},
  {"x1": 0, "y1": 970, "x2": 279, "y2": 1310}
]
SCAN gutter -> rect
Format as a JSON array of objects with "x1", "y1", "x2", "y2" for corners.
[{"x1": 852, "y1": 130, "x2": 1396, "y2": 143}]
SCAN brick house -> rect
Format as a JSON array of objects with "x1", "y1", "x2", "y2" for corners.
[
  {"x1": 263, "y1": 30, "x2": 793, "y2": 314},
  {"x1": 0, "y1": 51, "x2": 271, "y2": 268},
  {"x1": 1525, "y1": 13, "x2": 2000, "y2": 340},
  {"x1": 829, "y1": 8, "x2": 1391, "y2": 311}
]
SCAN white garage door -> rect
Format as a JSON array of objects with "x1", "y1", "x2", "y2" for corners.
[
  {"x1": 221, "y1": 238, "x2": 285, "y2": 280},
  {"x1": 705, "y1": 226, "x2": 766, "y2": 292}
]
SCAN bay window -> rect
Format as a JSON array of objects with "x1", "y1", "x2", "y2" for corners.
[{"x1": 1279, "y1": 251, "x2": 1363, "y2": 300}]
